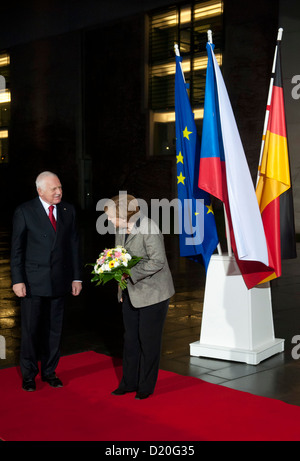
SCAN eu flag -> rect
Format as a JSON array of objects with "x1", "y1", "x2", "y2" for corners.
[{"x1": 175, "y1": 54, "x2": 219, "y2": 270}]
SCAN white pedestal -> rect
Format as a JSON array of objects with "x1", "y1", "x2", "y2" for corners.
[{"x1": 190, "y1": 255, "x2": 284, "y2": 365}]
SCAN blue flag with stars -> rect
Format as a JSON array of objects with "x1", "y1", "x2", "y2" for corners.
[{"x1": 175, "y1": 54, "x2": 219, "y2": 270}]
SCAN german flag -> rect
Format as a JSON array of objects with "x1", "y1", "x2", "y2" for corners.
[{"x1": 256, "y1": 33, "x2": 297, "y2": 283}]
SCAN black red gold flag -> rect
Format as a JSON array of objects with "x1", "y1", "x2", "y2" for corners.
[{"x1": 256, "y1": 33, "x2": 297, "y2": 284}]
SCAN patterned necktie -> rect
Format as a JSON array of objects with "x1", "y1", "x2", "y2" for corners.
[{"x1": 48, "y1": 205, "x2": 56, "y2": 231}]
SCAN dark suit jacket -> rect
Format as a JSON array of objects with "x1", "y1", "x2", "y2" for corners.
[{"x1": 10, "y1": 197, "x2": 81, "y2": 297}]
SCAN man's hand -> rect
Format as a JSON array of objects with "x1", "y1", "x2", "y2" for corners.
[
  {"x1": 72, "y1": 281, "x2": 82, "y2": 296},
  {"x1": 13, "y1": 283, "x2": 26, "y2": 297}
]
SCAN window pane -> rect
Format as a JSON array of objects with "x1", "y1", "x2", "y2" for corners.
[
  {"x1": 149, "y1": 1, "x2": 223, "y2": 156},
  {"x1": 153, "y1": 121, "x2": 176, "y2": 156},
  {"x1": 0, "y1": 52, "x2": 10, "y2": 164}
]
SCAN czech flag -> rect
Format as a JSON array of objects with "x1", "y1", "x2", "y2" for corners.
[{"x1": 198, "y1": 42, "x2": 275, "y2": 289}]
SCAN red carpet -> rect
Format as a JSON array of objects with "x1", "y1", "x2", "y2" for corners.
[{"x1": 0, "y1": 351, "x2": 299, "y2": 441}]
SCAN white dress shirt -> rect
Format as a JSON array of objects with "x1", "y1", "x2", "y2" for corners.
[{"x1": 39, "y1": 197, "x2": 57, "y2": 220}]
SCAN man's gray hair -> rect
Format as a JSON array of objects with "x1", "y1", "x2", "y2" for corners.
[{"x1": 36, "y1": 171, "x2": 58, "y2": 191}]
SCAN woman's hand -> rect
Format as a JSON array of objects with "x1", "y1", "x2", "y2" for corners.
[{"x1": 120, "y1": 274, "x2": 129, "y2": 303}]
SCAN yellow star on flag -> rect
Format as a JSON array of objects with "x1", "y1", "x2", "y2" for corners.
[
  {"x1": 183, "y1": 126, "x2": 192, "y2": 140},
  {"x1": 206, "y1": 204, "x2": 214, "y2": 214},
  {"x1": 177, "y1": 172, "x2": 186, "y2": 185},
  {"x1": 176, "y1": 152, "x2": 184, "y2": 164}
]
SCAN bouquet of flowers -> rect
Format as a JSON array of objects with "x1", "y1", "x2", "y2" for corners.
[{"x1": 89, "y1": 246, "x2": 141, "y2": 290}]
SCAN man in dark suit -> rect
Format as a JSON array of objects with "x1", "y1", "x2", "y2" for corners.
[{"x1": 11, "y1": 171, "x2": 82, "y2": 391}]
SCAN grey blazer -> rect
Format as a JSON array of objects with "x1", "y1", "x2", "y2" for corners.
[{"x1": 115, "y1": 213, "x2": 175, "y2": 308}]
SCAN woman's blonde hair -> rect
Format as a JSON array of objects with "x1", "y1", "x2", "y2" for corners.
[{"x1": 104, "y1": 194, "x2": 139, "y2": 222}]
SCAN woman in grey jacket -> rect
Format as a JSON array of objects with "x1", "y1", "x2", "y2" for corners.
[{"x1": 104, "y1": 194, "x2": 175, "y2": 400}]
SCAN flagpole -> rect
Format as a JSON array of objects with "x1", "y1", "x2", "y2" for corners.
[
  {"x1": 256, "y1": 28, "x2": 283, "y2": 187},
  {"x1": 207, "y1": 29, "x2": 213, "y2": 44},
  {"x1": 207, "y1": 30, "x2": 231, "y2": 256},
  {"x1": 175, "y1": 41, "x2": 222, "y2": 257}
]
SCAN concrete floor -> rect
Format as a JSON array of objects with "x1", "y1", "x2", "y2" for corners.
[{"x1": 1, "y1": 222, "x2": 300, "y2": 406}]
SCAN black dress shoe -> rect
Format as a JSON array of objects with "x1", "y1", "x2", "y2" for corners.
[
  {"x1": 111, "y1": 388, "x2": 132, "y2": 396},
  {"x1": 135, "y1": 392, "x2": 151, "y2": 400},
  {"x1": 42, "y1": 373, "x2": 63, "y2": 388},
  {"x1": 22, "y1": 379, "x2": 36, "y2": 392}
]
